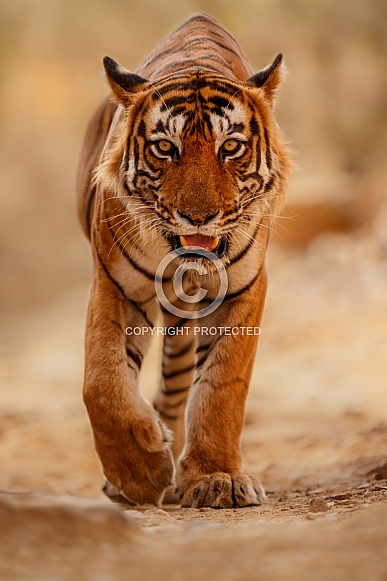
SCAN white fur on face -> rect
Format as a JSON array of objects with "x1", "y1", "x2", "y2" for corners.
[
  {"x1": 258, "y1": 157, "x2": 270, "y2": 181},
  {"x1": 126, "y1": 154, "x2": 137, "y2": 187},
  {"x1": 211, "y1": 103, "x2": 271, "y2": 182},
  {"x1": 210, "y1": 101, "x2": 248, "y2": 154},
  {"x1": 148, "y1": 103, "x2": 185, "y2": 151}
]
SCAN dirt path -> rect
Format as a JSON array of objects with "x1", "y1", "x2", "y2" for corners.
[{"x1": 1, "y1": 231, "x2": 386, "y2": 579}]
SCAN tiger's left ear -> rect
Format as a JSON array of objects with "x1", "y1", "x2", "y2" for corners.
[
  {"x1": 103, "y1": 56, "x2": 149, "y2": 106},
  {"x1": 246, "y1": 53, "x2": 284, "y2": 104}
]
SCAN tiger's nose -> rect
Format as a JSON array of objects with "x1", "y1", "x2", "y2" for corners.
[{"x1": 177, "y1": 210, "x2": 219, "y2": 226}]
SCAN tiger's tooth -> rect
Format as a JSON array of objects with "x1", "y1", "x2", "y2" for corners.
[
  {"x1": 209, "y1": 235, "x2": 220, "y2": 250},
  {"x1": 180, "y1": 235, "x2": 189, "y2": 248}
]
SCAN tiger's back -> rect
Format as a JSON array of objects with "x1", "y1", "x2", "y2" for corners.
[{"x1": 137, "y1": 13, "x2": 251, "y2": 80}]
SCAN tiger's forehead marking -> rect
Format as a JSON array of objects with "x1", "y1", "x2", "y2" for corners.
[
  {"x1": 148, "y1": 104, "x2": 186, "y2": 150},
  {"x1": 210, "y1": 101, "x2": 249, "y2": 152},
  {"x1": 147, "y1": 93, "x2": 250, "y2": 151}
]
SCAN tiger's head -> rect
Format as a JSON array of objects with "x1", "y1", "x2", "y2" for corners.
[{"x1": 96, "y1": 56, "x2": 290, "y2": 259}]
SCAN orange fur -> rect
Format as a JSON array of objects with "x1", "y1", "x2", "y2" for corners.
[{"x1": 77, "y1": 13, "x2": 291, "y2": 508}]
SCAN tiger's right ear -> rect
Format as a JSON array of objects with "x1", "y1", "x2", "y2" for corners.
[{"x1": 103, "y1": 56, "x2": 149, "y2": 105}]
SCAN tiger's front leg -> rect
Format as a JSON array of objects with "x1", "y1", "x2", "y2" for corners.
[
  {"x1": 176, "y1": 269, "x2": 268, "y2": 508},
  {"x1": 83, "y1": 264, "x2": 174, "y2": 506}
]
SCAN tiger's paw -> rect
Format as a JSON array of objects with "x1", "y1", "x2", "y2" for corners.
[
  {"x1": 102, "y1": 443, "x2": 175, "y2": 506},
  {"x1": 97, "y1": 417, "x2": 175, "y2": 506},
  {"x1": 176, "y1": 472, "x2": 266, "y2": 509}
]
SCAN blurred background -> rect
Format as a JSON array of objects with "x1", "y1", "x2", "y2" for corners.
[
  {"x1": 1, "y1": 0, "x2": 386, "y2": 309},
  {"x1": 0, "y1": 0, "x2": 386, "y2": 498}
]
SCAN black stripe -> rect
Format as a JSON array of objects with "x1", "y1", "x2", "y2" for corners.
[
  {"x1": 145, "y1": 45, "x2": 215, "y2": 71},
  {"x1": 175, "y1": 36, "x2": 230, "y2": 58},
  {"x1": 161, "y1": 397, "x2": 187, "y2": 409},
  {"x1": 196, "y1": 343, "x2": 211, "y2": 353},
  {"x1": 255, "y1": 134, "x2": 262, "y2": 176},
  {"x1": 196, "y1": 353, "x2": 209, "y2": 368},
  {"x1": 142, "y1": 148, "x2": 162, "y2": 175},
  {"x1": 123, "y1": 181, "x2": 155, "y2": 207},
  {"x1": 182, "y1": 23, "x2": 238, "y2": 47},
  {"x1": 161, "y1": 386, "x2": 191, "y2": 396},
  {"x1": 163, "y1": 363, "x2": 195, "y2": 380},
  {"x1": 184, "y1": 36, "x2": 241, "y2": 59},
  {"x1": 133, "y1": 136, "x2": 140, "y2": 170},
  {"x1": 95, "y1": 246, "x2": 126, "y2": 299},
  {"x1": 141, "y1": 292, "x2": 157, "y2": 305},
  {"x1": 106, "y1": 212, "x2": 159, "y2": 282},
  {"x1": 166, "y1": 318, "x2": 191, "y2": 332},
  {"x1": 150, "y1": 56, "x2": 229, "y2": 79},
  {"x1": 127, "y1": 361, "x2": 137, "y2": 373},
  {"x1": 182, "y1": 14, "x2": 239, "y2": 45},
  {"x1": 163, "y1": 341, "x2": 194, "y2": 359},
  {"x1": 161, "y1": 95, "x2": 195, "y2": 109},
  {"x1": 137, "y1": 119, "x2": 146, "y2": 138},
  {"x1": 228, "y1": 222, "x2": 260, "y2": 266},
  {"x1": 223, "y1": 266, "x2": 263, "y2": 302},
  {"x1": 126, "y1": 296, "x2": 155, "y2": 328},
  {"x1": 142, "y1": 46, "x2": 175, "y2": 69},
  {"x1": 263, "y1": 127, "x2": 272, "y2": 171},
  {"x1": 125, "y1": 347, "x2": 143, "y2": 370},
  {"x1": 195, "y1": 336, "x2": 222, "y2": 364},
  {"x1": 208, "y1": 95, "x2": 234, "y2": 109},
  {"x1": 192, "y1": 357, "x2": 221, "y2": 383},
  {"x1": 158, "y1": 410, "x2": 180, "y2": 421},
  {"x1": 95, "y1": 246, "x2": 155, "y2": 325},
  {"x1": 236, "y1": 169, "x2": 264, "y2": 185},
  {"x1": 155, "y1": 119, "x2": 166, "y2": 133},
  {"x1": 240, "y1": 188, "x2": 265, "y2": 210},
  {"x1": 124, "y1": 136, "x2": 131, "y2": 176},
  {"x1": 264, "y1": 174, "x2": 276, "y2": 193},
  {"x1": 86, "y1": 185, "x2": 96, "y2": 236},
  {"x1": 152, "y1": 77, "x2": 241, "y2": 98},
  {"x1": 151, "y1": 81, "x2": 196, "y2": 97},
  {"x1": 142, "y1": 16, "x2": 239, "y2": 69},
  {"x1": 134, "y1": 174, "x2": 159, "y2": 197},
  {"x1": 197, "y1": 359, "x2": 218, "y2": 376}
]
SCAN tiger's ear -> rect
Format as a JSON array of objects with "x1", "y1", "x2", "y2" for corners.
[
  {"x1": 103, "y1": 56, "x2": 149, "y2": 105},
  {"x1": 246, "y1": 53, "x2": 284, "y2": 104}
]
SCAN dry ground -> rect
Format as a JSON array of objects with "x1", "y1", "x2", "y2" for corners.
[{"x1": 1, "y1": 229, "x2": 387, "y2": 580}]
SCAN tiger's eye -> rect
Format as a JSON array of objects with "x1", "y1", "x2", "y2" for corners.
[
  {"x1": 158, "y1": 140, "x2": 173, "y2": 153},
  {"x1": 222, "y1": 139, "x2": 240, "y2": 153}
]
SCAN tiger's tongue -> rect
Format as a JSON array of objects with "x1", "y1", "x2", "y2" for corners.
[{"x1": 180, "y1": 234, "x2": 219, "y2": 250}]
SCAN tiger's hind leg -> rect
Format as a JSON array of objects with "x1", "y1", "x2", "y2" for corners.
[
  {"x1": 153, "y1": 317, "x2": 196, "y2": 461},
  {"x1": 153, "y1": 313, "x2": 196, "y2": 503}
]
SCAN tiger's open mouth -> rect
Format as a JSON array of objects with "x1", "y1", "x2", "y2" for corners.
[{"x1": 173, "y1": 234, "x2": 227, "y2": 257}]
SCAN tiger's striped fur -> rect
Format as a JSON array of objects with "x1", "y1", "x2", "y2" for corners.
[{"x1": 77, "y1": 13, "x2": 291, "y2": 508}]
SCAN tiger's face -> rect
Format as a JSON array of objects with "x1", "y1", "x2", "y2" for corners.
[{"x1": 100, "y1": 61, "x2": 289, "y2": 260}]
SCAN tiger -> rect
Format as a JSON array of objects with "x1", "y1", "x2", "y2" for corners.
[{"x1": 77, "y1": 12, "x2": 291, "y2": 508}]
